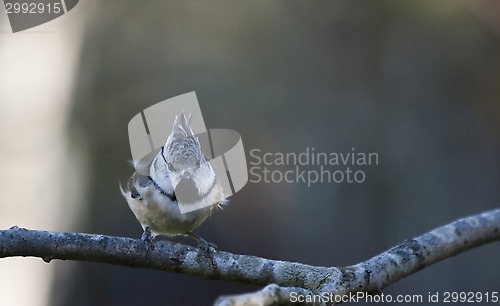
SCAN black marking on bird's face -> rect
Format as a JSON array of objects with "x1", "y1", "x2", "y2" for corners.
[
  {"x1": 161, "y1": 146, "x2": 169, "y2": 165},
  {"x1": 148, "y1": 175, "x2": 177, "y2": 202},
  {"x1": 128, "y1": 174, "x2": 147, "y2": 200}
]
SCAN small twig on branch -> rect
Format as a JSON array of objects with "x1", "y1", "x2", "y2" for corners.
[
  {"x1": 214, "y1": 284, "x2": 316, "y2": 306},
  {"x1": 0, "y1": 208, "x2": 499, "y2": 306}
]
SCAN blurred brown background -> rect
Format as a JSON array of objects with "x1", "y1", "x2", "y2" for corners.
[{"x1": 1, "y1": 1, "x2": 500, "y2": 305}]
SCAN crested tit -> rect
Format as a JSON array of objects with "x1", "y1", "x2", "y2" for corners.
[{"x1": 121, "y1": 112, "x2": 226, "y2": 250}]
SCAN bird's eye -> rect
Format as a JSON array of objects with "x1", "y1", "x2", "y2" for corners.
[{"x1": 131, "y1": 191, "x2": 141, "y2": 199}]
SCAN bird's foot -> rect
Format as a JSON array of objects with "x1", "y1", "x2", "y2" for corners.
[
  {"x1": 141, "y1": 227, "x2": 154, "y2": 251},
  {"x1": 198, "y1": 239, "x2": 218, "y2": 253},
  {"x1": 187, "y1": 232, "x2": 217, "y2": 253}
]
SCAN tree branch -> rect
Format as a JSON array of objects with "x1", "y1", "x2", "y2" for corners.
[{"x1": 1, "y1": 208, "x2": 499, "y2": 305}]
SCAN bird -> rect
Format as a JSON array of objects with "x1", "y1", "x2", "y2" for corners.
[{"x1": 120, "y1": 112, "x2": 226, "y2": 251}]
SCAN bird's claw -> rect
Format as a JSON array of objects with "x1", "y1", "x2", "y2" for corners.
[
  {"x1": 141, "y1": 227, "x2": 154, "y2": 251},
  {"x1": 197, "y1": 238, "x2": 218, "y2": 253},
  {"x1": 187, "y1": 232, "x2": 217, "y2": 253}
]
